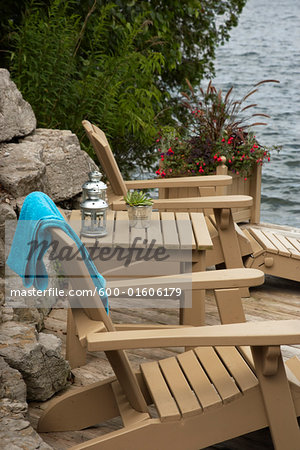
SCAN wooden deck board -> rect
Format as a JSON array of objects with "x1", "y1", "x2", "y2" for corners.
[{"x1": 28, "y1": 275, "x2": 300, "y2": 449}]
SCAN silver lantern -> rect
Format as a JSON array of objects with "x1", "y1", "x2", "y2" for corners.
[
  {"x1": 82, "y1": 171, "x2": 107, "y2": 202},
  {"x1": 80, "y1": 186, "x2": 108, "y2": 237}
]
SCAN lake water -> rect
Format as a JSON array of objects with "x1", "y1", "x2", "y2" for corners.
[{"x1": 213, "y1": 0, "x2": 300, "y2": 227}]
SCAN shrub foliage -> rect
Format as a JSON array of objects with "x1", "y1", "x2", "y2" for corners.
[{"x1": 5, "y1": 0, "x2": 246, "y2": 175}]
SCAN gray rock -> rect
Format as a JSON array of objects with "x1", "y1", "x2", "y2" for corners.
[
  {"x1": 4, "y1": 248, "x2": 62, "y2": 327},
  {"x1": 26, "y1": 128, "x2": 98, "y2": 201},
  {"x1": 15, "y1": 196, "x2": 26, "y2": 211},
  {"x1": 0, "y1": 396, "x2": 52, "y2": 449},
  {"x1": 0, "y1": 69, "x2": 36, "y2": 142},
  {"x1": 12, "y1": 308, "x2": 50, "y2": 332},
  {"x1": 0, "y1": 414, "x2": 52, "y2": 450},
  {"x1": 1, "y1": 307, "x2": 14, "y2": 322},
  {"x1": 0, "y1": 128, "x2": 98, "y2": 201},
  {"x1": 0, "y1": 237, "x2": 4, "y2": 268},
  {"x1": 0, "y1": 322, "x2": 70, "y2": 401},
  {"x1": 0, "y1": 356, "x2": 26, "y2": 403},
  {"x1": 0, "y1": 277, "x2": 4, "y2": 323},
  {"x1": 0, "y1": 355, "x2": 52, "y2": 449},
  {"x1": 0, "y1": 141, "x2": 46, "y2": 197},
  {"x1": 0, "y1": 202, "x2": 17, "y2": 240}
]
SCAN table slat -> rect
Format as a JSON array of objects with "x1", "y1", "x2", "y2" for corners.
[
  {"x1": 114, "y1": 211, "x2": 130, "y2": 247},
  {"x1": 146, "y1": 211, "x2": 163, "y2": 248},
  {"x1": 175, "y1": 212, "x2": 196, "y2": 250},
  {"x1": 190, "y1": 213, "x2": 213, "y2": 250},
  {"x1": 160, "y1": 212, "x2": 180, "y2": 249}
]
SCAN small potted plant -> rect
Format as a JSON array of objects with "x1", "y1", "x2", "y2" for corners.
[{"x1": 124, "y1": 190, "x2": 153, "y2": 228}]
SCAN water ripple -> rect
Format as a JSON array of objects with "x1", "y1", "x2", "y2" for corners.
[{"x1": 214, "y1": 0, "x2": 300, "y2": 227}]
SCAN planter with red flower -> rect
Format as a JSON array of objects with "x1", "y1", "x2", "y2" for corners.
[{"x1": 156, "y1": 80, "x2": 281, "y2": 223}]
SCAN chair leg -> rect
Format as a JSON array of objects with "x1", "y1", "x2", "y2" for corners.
[
  {"x1": 214, "y1": 208, "x2": 249, "y2": 297},
  {"x1": 66, "y1": 308, "x2": 87, "y2": 369},
  {"x1": 252, "y1": 346, "x2": 300, "y2": 450},
  {"x1": 38, "y1": 378, "x2": 119, "y2": 432}
]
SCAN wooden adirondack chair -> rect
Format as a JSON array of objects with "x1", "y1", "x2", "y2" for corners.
[
  {"x1": 38, "y1": 229, "x2": 300, "y2": 450},
  {"x1": 82, "y1": 120, "x2": 253, "y2": 271}
]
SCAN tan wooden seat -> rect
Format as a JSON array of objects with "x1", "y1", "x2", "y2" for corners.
[
  {"x1": 82, "y1": 120, "x2": 253, "y2": 276},
  {"x1": 37, "y1": 228, "x2": 300, "y2": 450},
  {"x1": 244, "y1": 225, "x2": 300, "y2": 282},
  {"x1": 140, "y1": 346, "x2": 258, "y2": 421},
  {"x1": 82, "y1": 120, "x2": 300, "y2": 285}
]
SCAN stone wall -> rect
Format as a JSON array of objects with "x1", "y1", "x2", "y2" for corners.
[
  {"x1": 0, "y1": 68, "x2": 98, "y2": 317},
  {"x1": 0, "y1": 69, "x2": 98, "y2": 447}
]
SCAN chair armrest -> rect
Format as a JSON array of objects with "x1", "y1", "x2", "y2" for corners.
[
  {"x1": 112, "y1": 195, "x2": 253, "y2": 210},
  {"x1": 106, "y1": 268, "x2": 264, "y2": 291},
  {"x1": 153, "y1": 195, "x2": 253, "y2": 209},
  {"x1": 87, "y1": 319, "x2": 300, "y2": 351},
  {"x1": 124, "y1": 175, "x2": 232, "y2": 190}
]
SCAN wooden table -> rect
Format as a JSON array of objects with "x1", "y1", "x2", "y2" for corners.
[{"x1": 69, "y1": 210, "x2": 213, "y2": 325}]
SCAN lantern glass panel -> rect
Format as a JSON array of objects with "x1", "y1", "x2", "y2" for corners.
[{"x1": 80, "y1": 191, "x2": 108, "y2": 237}]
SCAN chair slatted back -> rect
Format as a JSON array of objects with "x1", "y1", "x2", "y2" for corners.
[
  {"x1": 82, "y1": 120, "x2": 128, "y2": 197},
  {"x1": 52, "y1": 228, "x2": 148, "y2": 413}
]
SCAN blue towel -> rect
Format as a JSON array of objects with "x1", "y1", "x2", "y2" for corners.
[{"x1": 6, "y1": 192, "x2": 108, "y2": 312}]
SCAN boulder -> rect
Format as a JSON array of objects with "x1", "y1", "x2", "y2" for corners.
[
  {"x1": 0, "y1": 416, "x2": 52, "y2": 450},
  {"x1": 12, "y1": 308, "x2": 50, "y2": 332},
  {"x1": 0, "y1": 356, "x2": 26, "y2": 403},
  {"x1": 0, "y1": 69, "x2": 36, "y2": 142},
  {"x1": 0, "y1": 202, "x2": 17, "y2": 240},
  {"x1": 0, "y1": 277, "x2": 4, "y2": 324},
  {"x1": 25, "y1": 128, "x2": 98, "y2": 201},
  {"x1": 0, "y1": 128, "x2": 98, "y2": 202},
  {"x1": 0, "y1": 237, "x2": 4, "y2": 270},
  {"x1": 0, "y1": 357, "x2": 52, "y2": 449},
  {"x1": 0, "y1": 322, "x2": 70, "y2": 401},
  {"x1": 0, "y1": 141, "x2": 45, "y2": 198},
  {"x1": 4, "y1": 244, "x2": 63, "y2": 329}
]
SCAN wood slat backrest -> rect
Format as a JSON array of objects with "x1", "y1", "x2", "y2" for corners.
[
  {"x1": 82, "y1": 120, "x2": 128, "y2": 197},
  {"x1": 51, "y1": 228, "x2": 148, "y2": 413}
]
